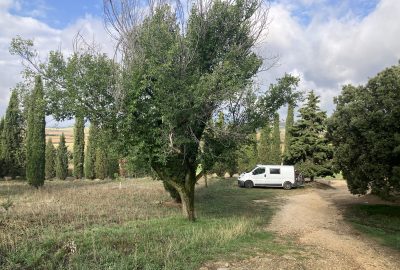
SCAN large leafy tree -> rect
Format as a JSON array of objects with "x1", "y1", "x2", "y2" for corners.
[
  {"x1": 1, "y1": 90, "x2": 25, "y2": 178},
  {"x1": 285, "y1": 91, "x2": 333, "y2": 180},
  {"x1": 73, "y1": 116, "x2": 85, "y2": 179},
  {"x1": 10, "y1": 36, "x2": 118, "y2": 125},
  {"x1": 328, "y1": 64, "x2": 400, "y2": 198},
  {"x1": 26, "y1": 76, "x2": 46, "y2": 187},
  {"x1": 106, "y1": 1, "x2": 293, "y2": 220},
  {"x1": 56, "y1": 133, "x2": 68, "y2": 180}
]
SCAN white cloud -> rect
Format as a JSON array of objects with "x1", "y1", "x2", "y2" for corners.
[
  {"x1": 258, "y1": 0, "x2": 400, "y2": 114},
  {"x1": 0, "y1": 1, "x2": 115, "y2": 119}
]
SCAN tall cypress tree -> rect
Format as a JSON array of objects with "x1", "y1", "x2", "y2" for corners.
[
  {"x1": 284, "y1": 102, "x2": 294, "y2": 158},
  {"x1": 2, "y1": 91, "x2": 24, "y2": 178},
  {"x1": 95, "y1": 148, "x2": 107, "y2": 180},
  {"x1": 56, "y1": 133, "x2": 68, "y2": 180},
  {"x1": 84, "y1": 124, "x2": 96, "y2": 179},
  {"x1": 284, "y1": 91, "x2": 333, "y2": 180},
  {"x1": 45, "y1": 138, "x2": 56, "y2": 179},
  {"x1": 0, "y1": 117, "x2": 4, "y2": 158},
  {"x1": 270, "y1": 113, "x2": 281, "y2": 164},
  {"x1": 0, "y1": 117, "x2": 5, "y2": 176},
  {"x1": 73, "y1": 116, "x2": 85, "y2": 179},
  {"x1": 257, "y1": 122, "x2": 272, "y2": 164},
  {"x1": 26, "y1": 76, "x2": 46, "y2": 187}
]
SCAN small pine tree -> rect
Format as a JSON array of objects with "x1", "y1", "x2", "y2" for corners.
[
  {"x1": 56, "y1": 133, "x2": 68, "y2": 180},
  {"x1": 283, "y1": 102, "x2": 294, "y2": 158},
  {"x1": 95, "y1": 148, "x2": 107, "y2": 180},
  {"x1": 73, "y1": 116, "x2": 85, "y2": 179},
  {"x1": 270, "y1": 113, "x2": 281, "y2": 164},
  {"x1": 84, "y1": 124, "x2": 96, "y2": 179},
  {"x1": 45, "y1": 138, "x2": 56, "y2": 179},
  {"x1": 257, "y1": 122, "x2": 272, "y2": 164},
  {"x1": 2, "y1": 90, "x2": 24, "y2": 178},
  {"x1": 26, "y1": 76, "x2": 46, "y2": 187}
]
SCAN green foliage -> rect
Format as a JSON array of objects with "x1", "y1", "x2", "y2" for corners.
[
  {"x1": 0, "y1": 117, "x2": 4, "y2": 177},
  {"x1": 328, "y1": 64, "x2": 400, "y2": 197},
  {"x1": 1, "y1": 91, "x2": 24, "y2": 178},
  {"x1": 118, "y1": 2, "x2": 276, "y2": 220},
  {"x1": 95, "y1": 148, "x2": 107, "y2": 180},
  {"x1": 45, "y1": 138, "x2": 56, "y2": 179},
  {"x1": 284, "y1": 102, "x2": 295, "y2": 156},
  {"x1": 270, "y1": 113, "x2": 281, "y2": 164},
  {"x1": 10, "y1": 36, "x2": 118, "y2": 125},
  {"x1": 201, "y1": 112, "x2": 239, "y2": 178},
  {"x1": 0, "y1": 117, "x2": 4, "y2": 156},
  {"x1": 237, "y1": 134, "x2": 258, "y2": 173},
  {"x1": 56, "y1": 133, "x2": 68, "y2": 180},
  {"x1": 84, "y1": 124, "x2": 96, "y2": 179},
  {"x1": 285, "y1": 91, "x2": 333, "y2": 180},
  {"x1": 73, "y1": 116, "x2": 85, "y2": 179},
  {"x1": 26, "y1": 76, "x2": 46, "y2": 187},
  {"x1": 257, "y1": 123, "x2": 272, "y2": 164}
]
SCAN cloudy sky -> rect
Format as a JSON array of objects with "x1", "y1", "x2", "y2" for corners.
[{"x1": 0, "y1": 0, "x2": 400, "y2": 125}]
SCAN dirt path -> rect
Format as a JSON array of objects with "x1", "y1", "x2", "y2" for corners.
[
  {"x1": 202, "y1": 181, "x2": 400, "y2": 270},
  {"x1": 267, "y1": 180, "x2": 400, "y2": 269}
]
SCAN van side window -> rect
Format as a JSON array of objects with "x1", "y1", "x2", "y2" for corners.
[
  {"x1": 252, "y1": 167, "x2": 265, "y2": 175},
  {"x1": 270, "y1": 168, "x2": 280, "y2": 174}
]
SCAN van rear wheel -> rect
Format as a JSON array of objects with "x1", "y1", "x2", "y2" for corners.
[
  {"x1": 244, "y1": 180, "x2": 254, "y2": 188},
  {"x1": 283, "y1": 181, "x2": 292, "y2": 190}
]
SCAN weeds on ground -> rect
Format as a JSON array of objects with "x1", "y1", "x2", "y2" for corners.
[
  {"x1": 0, "y1": 178, "x2": 293, "y2": 269},
  {"x1": 344, "y1": 204, "x2": 400, "y2": 251}
]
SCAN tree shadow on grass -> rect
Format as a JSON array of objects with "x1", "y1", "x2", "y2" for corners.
[{"x1": 195, "y1": 177, "x2": 285, "y2": 221}]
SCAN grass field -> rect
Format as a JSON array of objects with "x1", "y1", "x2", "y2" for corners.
[
  {"x1": 344, "y1": 204, "x2": 400, "y2": 251},
  {"x1": 0, "y1": 177, "x2": 296, "y2": 269}
]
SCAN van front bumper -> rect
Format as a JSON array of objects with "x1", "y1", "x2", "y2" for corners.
[{"x1": 237, "y1": 180, "x2": 245, "y2": 187}]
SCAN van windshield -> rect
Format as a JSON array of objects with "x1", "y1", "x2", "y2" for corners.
[{"x1": 252, "y1": 167, "x2": 265, "y2": 175}]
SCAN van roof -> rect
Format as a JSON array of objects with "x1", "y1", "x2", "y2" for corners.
[{"x1": 256, "y1": 164, "x2": 294, "y2": 167}]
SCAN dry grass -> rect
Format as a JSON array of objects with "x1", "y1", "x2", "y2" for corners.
[
  {"x1": 0, "y1": 178, "x2": 175, "y2": 253},
  {"x1": 0, "y1": 177, "x2": 291, "y2": 269}
]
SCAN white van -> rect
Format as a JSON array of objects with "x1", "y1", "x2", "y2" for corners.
[{"x1": 237, "y1": 165, "x2": 303, "y2": 190}]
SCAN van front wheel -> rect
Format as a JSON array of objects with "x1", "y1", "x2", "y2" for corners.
[
  {"x1": 244, "y1": 180, "x2": 254, "y2": 188},
  {"x1": 283, "y1": 181, "x2": 292, "y2": 190}
]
